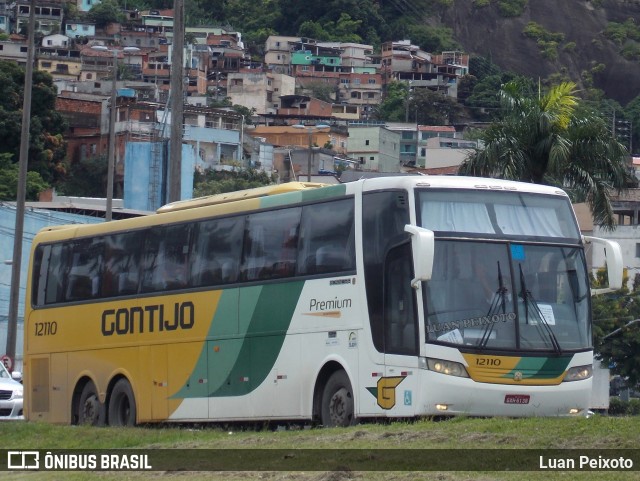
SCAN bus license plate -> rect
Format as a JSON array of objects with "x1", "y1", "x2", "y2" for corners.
[{"x1": 504, "y1": 394, "x2": 530, "y2": 404}]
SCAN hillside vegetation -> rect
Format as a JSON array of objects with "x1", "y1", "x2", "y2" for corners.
[{"x1": 134, "y1": 0, "x2": 640, "y2": 105}]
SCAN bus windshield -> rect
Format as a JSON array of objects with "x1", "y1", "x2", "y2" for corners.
[
  {"x1": 423, "y1": 241, "x2": 591, "y2": 351},
  {"x1": 417, "y1": 189, "x2": 590, "y2": 352}
]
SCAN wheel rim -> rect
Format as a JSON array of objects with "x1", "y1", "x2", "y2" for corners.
[
  {"x1": 329, "y1": 387, "x2": 352, "y2": 426},
  {"x1": 81, "y1": 394, "x2": 100, "y2": 424}
]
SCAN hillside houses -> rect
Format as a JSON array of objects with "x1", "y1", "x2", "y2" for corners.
[{"x1": 0, "y1": 1, "x2": 476, "y2": 211}]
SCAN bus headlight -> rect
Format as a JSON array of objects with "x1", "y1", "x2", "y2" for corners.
[
  {"x1": 563, "y1": 365, "x2": 592, "y2": 382},
  {"x1": 426, "y1": 358, "x2": 469, "y2": 378}
]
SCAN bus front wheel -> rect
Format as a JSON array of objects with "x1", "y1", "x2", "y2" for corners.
[
  {"x1": 78, "y1": 381, "x2": 105, "y2": 426},
  {"x1": 108, "y1": 379, "x2": 137, "y2": 426},
  {"x1": 320, "y1": 370, "x2": 355, "y2": 427}
]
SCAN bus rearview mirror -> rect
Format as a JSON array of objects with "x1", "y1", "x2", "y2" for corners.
[
  {"x1": 405, "y1": 225, "x2": 435, "y2": 287},
  {"x1": 583, "y1": 235, "x2": 623, "y2": 295}
]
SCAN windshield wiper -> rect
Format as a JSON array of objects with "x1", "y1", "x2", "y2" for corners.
[
  {"x1": 478, "y1": 261, "x2": 508, "y2": 349},
  {"x1": 518, "y1": 265, "x2": 562, "y2": 354}
]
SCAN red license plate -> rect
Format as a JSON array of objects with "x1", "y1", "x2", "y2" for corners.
[{"x1": 504, "y1": 394, "x2": 530, "y2": 404}]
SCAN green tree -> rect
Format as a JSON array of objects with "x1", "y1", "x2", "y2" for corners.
[
  {"x1": 407, "y1": 24, "x2": 459, "y2": 53},
  {"x1": 193, "y1": 168, "x2": 275, "y2": 198},
  {"x1": 408, "y1": 87, "x2": 464, "y2": 125},
  {"x1": 459, "y1": 80, "x2": 631, "y2": 229},
  {"x1": 372, "y1": 81, "x2": 408, "y2": 122},
  {"x1": 57, "y1": 155, "x2": 107, "y2": 197},
  {"x1": 0, "y1": 61, "x2": 67, "y2": 186},
  {"x1": 0, "y1": 153, "x2": 50, "y2": 201},
  {"x1": 88, "y1": 0, "x2": 127, "y2": 28},
  {"x1": 625, "y1": 93, "x2": 640, "y2": 155},
  {"x1": 592, "y1": 284, "x2": 640, "y2": 388}
]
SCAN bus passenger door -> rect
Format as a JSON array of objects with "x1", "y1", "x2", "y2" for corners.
[{"x1": 382, "y1": 243, "x2": 419, "y2": 417}]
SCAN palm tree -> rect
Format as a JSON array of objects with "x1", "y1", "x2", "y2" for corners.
[{"x1": 459, "y1": 79, "x2": 632, "y2": 229}]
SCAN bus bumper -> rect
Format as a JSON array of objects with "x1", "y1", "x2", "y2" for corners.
[{"x1": 417, "y1": 370, "x2": 592, "y2": 417}]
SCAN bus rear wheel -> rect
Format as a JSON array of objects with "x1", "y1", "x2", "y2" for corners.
[
  {"x1": 78, "y1": 381, "x2": 105, "y2": 426},
  {"x1": 108, "y1": 379, "x2": 137, "y2": 426},
  {"x1": 320, "y1": 370, "x2": 355, "y2": 427}
]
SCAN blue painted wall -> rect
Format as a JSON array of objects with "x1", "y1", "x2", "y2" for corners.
[{"x1": 123, "y1": 142, "x2": 195, "y2": 212}]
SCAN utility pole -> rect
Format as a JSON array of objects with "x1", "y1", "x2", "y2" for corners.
[
  {"x1": 169, "y1": 0, "x2": 184, "y2": 203},
  {"x1": 5, "y1": 0, "x2": 36, "y2": 368}
]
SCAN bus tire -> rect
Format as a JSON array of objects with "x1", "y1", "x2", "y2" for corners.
[
  {"x1": 78, "y1": 381, "x2": 105, "y2": 426},
  {"x1": 108, "y1": 379, "x2": 137, "y2": 427},
  {"x1": 320, "y1": 370, "x2": 355, "y2": 427}
]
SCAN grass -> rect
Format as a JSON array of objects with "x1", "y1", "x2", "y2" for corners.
[{"x1": 2, "y1": 416, "x2": 639, "y2": 480}]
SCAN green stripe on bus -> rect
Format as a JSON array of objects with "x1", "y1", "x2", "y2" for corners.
[
  {"x1": 259, "y1": 184, "x2": 347, "y2": 209},
  {"x1": 172, "y1": 281, "x2": 305, "y2": 399},
  {"x1": 503, "y1": 356, "x2": 572, "y2": 380}
]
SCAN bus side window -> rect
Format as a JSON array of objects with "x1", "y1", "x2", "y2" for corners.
[
  {"x1": 44, "y1": 244, "x2": 69, "y2": 304},
  {"x1": 191, "y1": 216, "x2": 244, "y2": 287},
  {"x1": 298, "y1": 198, "x2": 355, "y2": 276},
  {"x1": 241, "y1": 207, "x2": 301, "y2": 281},
  {"x1": 141, "y1": 224, "x2": 192, "y2": 292},
  {"x1": 103, "y1": 232, "x2": 143, "y2": 297},
  {"x1": 384, "y1": 243, "x2": 418, "y2": 355},
  {"x1": 362, "y1": 190, "x2": 410, "y2": 353},
  {"x1": 64, "y1": 238, "x2": 103, "y2": 302}
]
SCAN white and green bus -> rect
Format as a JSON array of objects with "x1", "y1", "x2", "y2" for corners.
[{"x1": 24, "y1": 176, "x2": 622, "y2": 426}]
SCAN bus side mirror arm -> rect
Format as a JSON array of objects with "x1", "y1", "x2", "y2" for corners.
[
  {"x1": 405, "y1": 225, "x2": 435, "y2": 289},
  {"x1": 583, "y1": 235, "x2": 623, "y2": 295}
]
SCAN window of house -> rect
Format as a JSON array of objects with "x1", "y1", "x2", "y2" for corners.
[
  {"x1": 42, "y1": 61, "x2": 52, "y2": 68},
  {"x1": 636, "y1": 243, "x2": 640, "y2": 258},
  {"x1": 368, "y1": 78, "x2": 376, "y2": 84},
  {"x1": 365, "y1": 140, "x2": 370, "y2": 146}
]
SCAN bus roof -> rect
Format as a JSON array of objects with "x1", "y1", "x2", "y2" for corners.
[
  {"x1": 360, "y1": 175, "x2": 571, "y2": 198},
  {"x1": 156, "y1": 182, "x2": 328, "y2": 214}
]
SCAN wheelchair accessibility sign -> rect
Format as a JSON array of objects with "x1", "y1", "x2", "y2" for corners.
[{"x1": 404, "y1": 390, "x2": 412, "y2": 406}]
